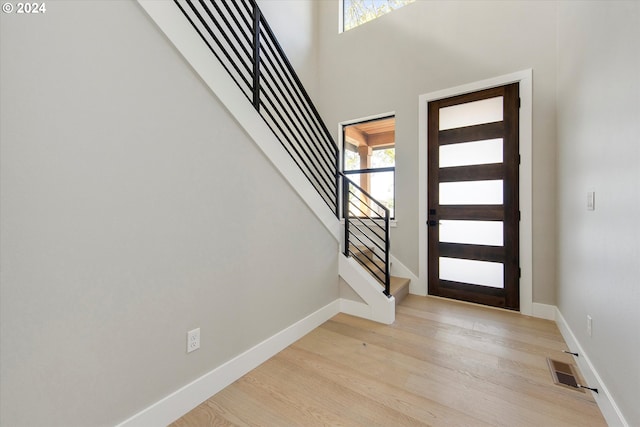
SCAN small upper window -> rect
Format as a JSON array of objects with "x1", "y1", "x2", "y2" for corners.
[{"x1": 341, "y1": 0, "x2": 415, "y2": 32}]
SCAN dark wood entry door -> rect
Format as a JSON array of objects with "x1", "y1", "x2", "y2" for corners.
[{"x1": 427, "y1": 83, "x2": 520, "y2": 310}]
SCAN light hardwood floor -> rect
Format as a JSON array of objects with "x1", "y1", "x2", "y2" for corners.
[{"x1": 171, "y1": 295, "x2": 606, "y2": 426}]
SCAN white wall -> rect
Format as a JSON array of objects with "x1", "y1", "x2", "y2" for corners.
[
  {"x1": 315, "y1": 0, "x2": 559, "y2": 304},
  {"x1": 0, "y1": 1, "x2": 338, "y2": 426},
  {"x1": 257, "y1": 0, "x2": 320, "y2": 99},
  {"x1": 556, "y1": 2, "x2": 640, "y2": 425}
]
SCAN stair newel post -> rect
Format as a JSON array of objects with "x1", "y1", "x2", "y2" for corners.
[
  {"x1": 384, "y1": 210, "x2": 391, "y2": 297},
  {"x1": 342, "y1": 175, "x2": 350, "y2": 257},
  {"x1": 251, "y1": 0, "x2": 261, "y2": 111}
]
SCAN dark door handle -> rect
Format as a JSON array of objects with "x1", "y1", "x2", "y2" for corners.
[{"x1": 427, "y1": 220, "x2": 438, "y2": 226}]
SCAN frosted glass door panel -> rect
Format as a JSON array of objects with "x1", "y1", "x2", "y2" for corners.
[
  {"x1": 439, "y1": 220, "x2": 503, "y2": 246},
  {"x1": 439, "y1": 257, "x2": 504, "y2": 288},
  {"x1": 439, "y1": 97, "x2": 503, "y2": 131},
  {"x1": 440, "y1": 180, "x2": 503, "y2": 205},
  {"x1": 439, "y1": 139, "x2": 503, "y2": 168}
]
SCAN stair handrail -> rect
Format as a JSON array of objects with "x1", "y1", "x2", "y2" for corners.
[
  {"x1": 339, "y1": 172, "x2": 391, "y2": 297},
  {"x1": 175, "y1": 0, "x2": 392, "y2": 297},
  {"x1": 174, "y1": 0, "x2": 339, "y2": 215}
]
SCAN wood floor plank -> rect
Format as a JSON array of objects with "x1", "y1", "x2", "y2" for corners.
[
  {"x1": 328, "y1": 309, "x2": 570, "y2": 386},
  {"x1": 295, "y1": 325, "x2": 598, "y2": 427},
  {"x1": 170, "y1": 295, "x2": 606, "y2": 427},
  {"x1": 322, "y1": 314, "x2": 596, "y2": 408},
  {"x1": 259, "y1": 356, "x2": 426, "y2": 426},
  {"x1": 280, "y1": 346, "x2": 492, "y2": 427}
]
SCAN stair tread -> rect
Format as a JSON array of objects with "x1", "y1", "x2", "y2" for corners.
[
  {"x1": 348, "y1": 252, "x2": 410, "y2": 304},
  {"x1": 350, "y1": 246, "x2": 374, "y2": 260},
  {"x1": 389, "y1": 275, "x2": 410, "y2": 294},
  {"x1": 389, "y1": 275, "x2": 410, "y2": 306}
]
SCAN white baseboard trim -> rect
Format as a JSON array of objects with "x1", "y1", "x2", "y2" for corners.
[
  {"x1": 555, "y1": 308, "x2": 629, "y2": 427},
  {"x1": 116, "y1": 300, "x2": 340, "y2": 427},
  {"x1": 531, "y1": 302, "x2": 557, "y2": 320}
]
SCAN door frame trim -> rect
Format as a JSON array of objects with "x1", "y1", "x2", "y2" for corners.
[{"x1": 418, "y1": 69, "x2": 533, "y2": 315}]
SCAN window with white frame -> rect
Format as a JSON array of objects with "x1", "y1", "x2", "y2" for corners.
[{"x1": 343, "y1": 116, "x2": 395, "y2": 218}]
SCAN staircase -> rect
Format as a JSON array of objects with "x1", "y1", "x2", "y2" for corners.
[
  {"x1": 137, "y1": 0, "x2": 410, "y2": 323},
  {"x1": 350, "y1": 245, "x2": 410, "y2": 305}
]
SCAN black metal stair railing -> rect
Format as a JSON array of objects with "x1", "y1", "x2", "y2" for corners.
[
  {"x1": 340, "y1": 172, "x2": 391, "y2": 297},
  {"x1": 174, "y1": 0, "x2": 390, "y2": 296},
  {"x1": 174, "y1": 0, "x2": 339, "y2": 214}
]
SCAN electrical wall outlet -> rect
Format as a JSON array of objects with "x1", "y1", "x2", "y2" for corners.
[
  {"x1": 187, "y1": 328, "x2": 200, "y2": 353},
  {"x1": 587, "y1": 315, "x2": 593, "y2": 337}
]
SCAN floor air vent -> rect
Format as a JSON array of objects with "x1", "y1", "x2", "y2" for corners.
[{"x1": 547, "y1": 358, "x2": 584, "y2": 392}]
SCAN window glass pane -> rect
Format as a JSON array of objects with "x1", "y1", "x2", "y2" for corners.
[
  {"x1": 343, "y1": 116, "x2": 395, "y2": 218},
  {"x1": 371, "y1": 148, "x2": 395, "y2": 168},
  {"x1": 343, "y1": 0, "x2": 415, "y2": 32},
  {"x1": 439, "y1": 97, "x2": 503, "y2": 131},
  {"x1": 344, "y1": 149, "x2": 360, "y2": 171},
  {"x1": 440, "y1": 139, "x2": 503, "y2": 168},
  {"x1": 347, "y1": 173, "x2": 361, "y2": 187},
  {"x1": 439, "y1": 257, "x2": 504, "y2": 288},
  {"x1": 370, "y1": 170, "x2": 394, "y2": 217},
  {"x1": 346, "y1": 171, "x2": 394, "y2": 218},
  {"x1": 439, "y1": 220, "x2": 503, "y2": 246},
  {"x1": 439, "y1": 180, "x2": 503, "y2": 205}
]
